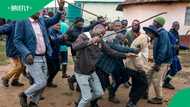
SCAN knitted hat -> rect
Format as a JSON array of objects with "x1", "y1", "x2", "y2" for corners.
[{"x1": 154, "y1": 17, "x2": 166, "y2": 27}]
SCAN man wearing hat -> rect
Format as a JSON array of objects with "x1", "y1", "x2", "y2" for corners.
[{"x1": 143, "y1": 17, "x2": 172, "y2": 104}]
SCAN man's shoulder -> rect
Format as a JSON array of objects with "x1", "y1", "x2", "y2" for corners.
[
  {"x1": 158, "y1": 28, "x2": 168, "y2": 34},
  {"x1": 15, "y1": 20, "x2": 29, "y2": 26}
]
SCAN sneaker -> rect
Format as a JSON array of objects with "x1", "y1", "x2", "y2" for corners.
[
  {"x1": 11, "y1": 80, "x2": 24, "y2": 87},
  {"x1": 47, "y1": 83, "x2": 58, "y2": 88},
  {"x1": 91, "y1": 99, "x2": 100, "y2": 107},
  {"x1": 126, "y1": 101, "x2": 137, "y2": 107},
  {"x1": 67, "y1": 78, "x2": 75, "y2": 91},
  {"x1": 29, "y1": 102, "x2": 38, "y2": 107},
  {"x1": 19, "y1": 92, "x2": 28, "y2": 107},
  {"x1": 109, "y1": 97, "x2": 120, "y2": 104},
  {"x1": 40, "y1": 96, "x2": 45, "y2": 101},
  {"x1": 148, "y1": 97, "x2": 163, "y2": 104},
  {"x1": 1, "y1": 77, "x2": 9, "y2": 87},
  {"x1": 163, "y1": 82, "x2": 175, "y2": 90}
]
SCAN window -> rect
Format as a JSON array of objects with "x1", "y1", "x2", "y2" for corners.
[{"x1": 185, "y1": 7, "x2": 190, "y2": 26}]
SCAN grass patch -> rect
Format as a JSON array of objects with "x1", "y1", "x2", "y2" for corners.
[{"x1": 0, "y1": 41, "x2": 9, "y2": 65}]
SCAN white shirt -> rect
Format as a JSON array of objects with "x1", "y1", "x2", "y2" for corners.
[{"x1": 29, "y1": 18, "x2": 46, "y2": 55}]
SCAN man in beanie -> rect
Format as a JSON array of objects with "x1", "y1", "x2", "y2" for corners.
[
  {"x1": 72, "y1": 24, "x2": 105, "y2": 107},
  {"x1": 67, "y1": 17, "x2": 104, "y2": 91},
  {"x1": 163, "y1": 21, "x2": 182, "y2": 89},
  {"x1": 145, "y1": 17, "x2": 172, "y2": 104}
]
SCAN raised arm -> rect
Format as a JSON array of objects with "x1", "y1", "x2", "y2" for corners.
[
  {"x1": 101, "y1": 41, "x2": 126, "y2": 59},
  {"x1": 45, "y1": 0, "x2": 65, "y2": 28},
  {"x1": 72, "y1": 34, "x2": 92, "y2": 51}
]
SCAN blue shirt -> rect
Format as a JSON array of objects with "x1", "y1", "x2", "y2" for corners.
[{"x1": 60, "y1": 21, "x2": 69, "y2": 52}]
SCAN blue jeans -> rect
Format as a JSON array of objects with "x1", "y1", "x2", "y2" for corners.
[
  {"x1": 24, "y1": 56, "x2": 48, "y2": 104},
  {"x1": 75, "y1": 72, "x2": 103, "y2": 107}
]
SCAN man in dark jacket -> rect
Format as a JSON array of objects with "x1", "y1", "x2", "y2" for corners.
[
  {"x1": 96, "y1": 36, "x2": 139, "y2": 104},
  {"x1": 73, "y1": 24, "x2": 106, "y2": 107},
  {"x1": 67, "y1": 17, "x2": 103, "y2": 91},
  {"x1": 145, "y1": 17, "x2": 172, "y2": 104},
  {"x1": 14, "y1": 1, "x2": 65, "y2": 107},
  {"x1": 98, "y1": 20, "x2": 139, "y2": 104},
  {"x1": 163, "y1": 21, "x2": 182, "y2": 90},
  {"x1": 47, "y1": 23, "x2": 68, "y2": 88},
  {"x1": 0, "y1": 21, "x2": 25, "y2": 87}
]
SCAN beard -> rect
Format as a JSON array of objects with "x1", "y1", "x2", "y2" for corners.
[{"x1": 132, "y1": 26, "x2": 140, "y2": 33}]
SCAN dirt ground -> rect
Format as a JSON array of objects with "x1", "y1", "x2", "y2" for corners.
[{"x1": 0, "y1": 52, "x2": 189, "y2": 107}]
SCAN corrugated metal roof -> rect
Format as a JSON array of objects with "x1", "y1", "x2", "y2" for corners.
[
  {"x1": 123, "y1": 0, "x2": 190, "y2": 4},
  {"x1": 74, "y1": 0, "x2": 124, "y2": 3},
  {"x1": 117, "y1": 0, "x2": 190, "y2": 11}
]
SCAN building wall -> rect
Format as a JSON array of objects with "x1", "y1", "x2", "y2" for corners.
[
  {"x1": 81, "y1": 2, "x2": 124, "y2": 22},
  {"x1": 123, "y1": 2, "x2": 190, "y2": 35}
]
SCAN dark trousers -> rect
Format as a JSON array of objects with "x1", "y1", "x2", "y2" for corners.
[
  {"x1": 47, "y1": 58, "x2": 60, "y2": 84},
  {"x1": 165, "y1": 69, "x2": 177, "y2": 77},
  {"x1": 110, "y1": 67, "x2": 129, "y2": 97},
  {"x1": 96, "y1": 67, "x2": 110, "y2": 91},
  {"x1": 127, "y1": 68, "x2": 148, "y2": 105}
]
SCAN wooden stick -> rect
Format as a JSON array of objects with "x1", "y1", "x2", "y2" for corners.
[
  {"x1": 103, "y1": 12, "x2": 167, "y2": 39},
  {"x1": 65, "y1": 1, "x2": 99, "y2": 17}
]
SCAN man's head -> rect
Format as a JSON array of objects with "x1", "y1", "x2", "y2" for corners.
[
  {"x1": 121, "y1": 19, "x2": 128, "y2": 28},
  {"x1": 74, "y1": 17, "x2": 84, "y2": 29},
  {"x1": 31, "y1": 12, "x2": 40, "y2": 20},
  {"x1": 42, "y1": 9, "x2": 48, "y2": 16},
  {"x1": 132, "y1": 19, "x2": 140, "y2": 33},
  {"x1": 153, "y1": 17, "x2": 166, "y2": 28},
  {"x1": 48, "y1": 11, "x2": 54, "y2": 17},
  {"x1": 143, "y1": 25, "x2": 159, "y2": 40},
  {"x1": 171, "y1": 21, "x2": 180, "y2": 31},
  {"x1": 92, "y1": 24, "x2": 106, "y2": 37},
  {"x1": 113, "y1": 20, "x2": 122, "y2": 31},
  {"x1": 97, "y1": 16, "x2": 106, "y2": 26}
]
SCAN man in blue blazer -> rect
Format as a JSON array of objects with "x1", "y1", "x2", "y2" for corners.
[{"x1": 14, "y1": 0, "x2": 65, "y2": 107}]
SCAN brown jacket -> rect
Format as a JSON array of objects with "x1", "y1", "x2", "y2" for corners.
[{"x1": 72, "y1": 33, "x2": 102, "y2": 75}]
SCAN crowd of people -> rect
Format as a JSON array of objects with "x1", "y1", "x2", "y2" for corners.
[{"x1": 0, "y1": 0, "x2": 183, "y2": 107}]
